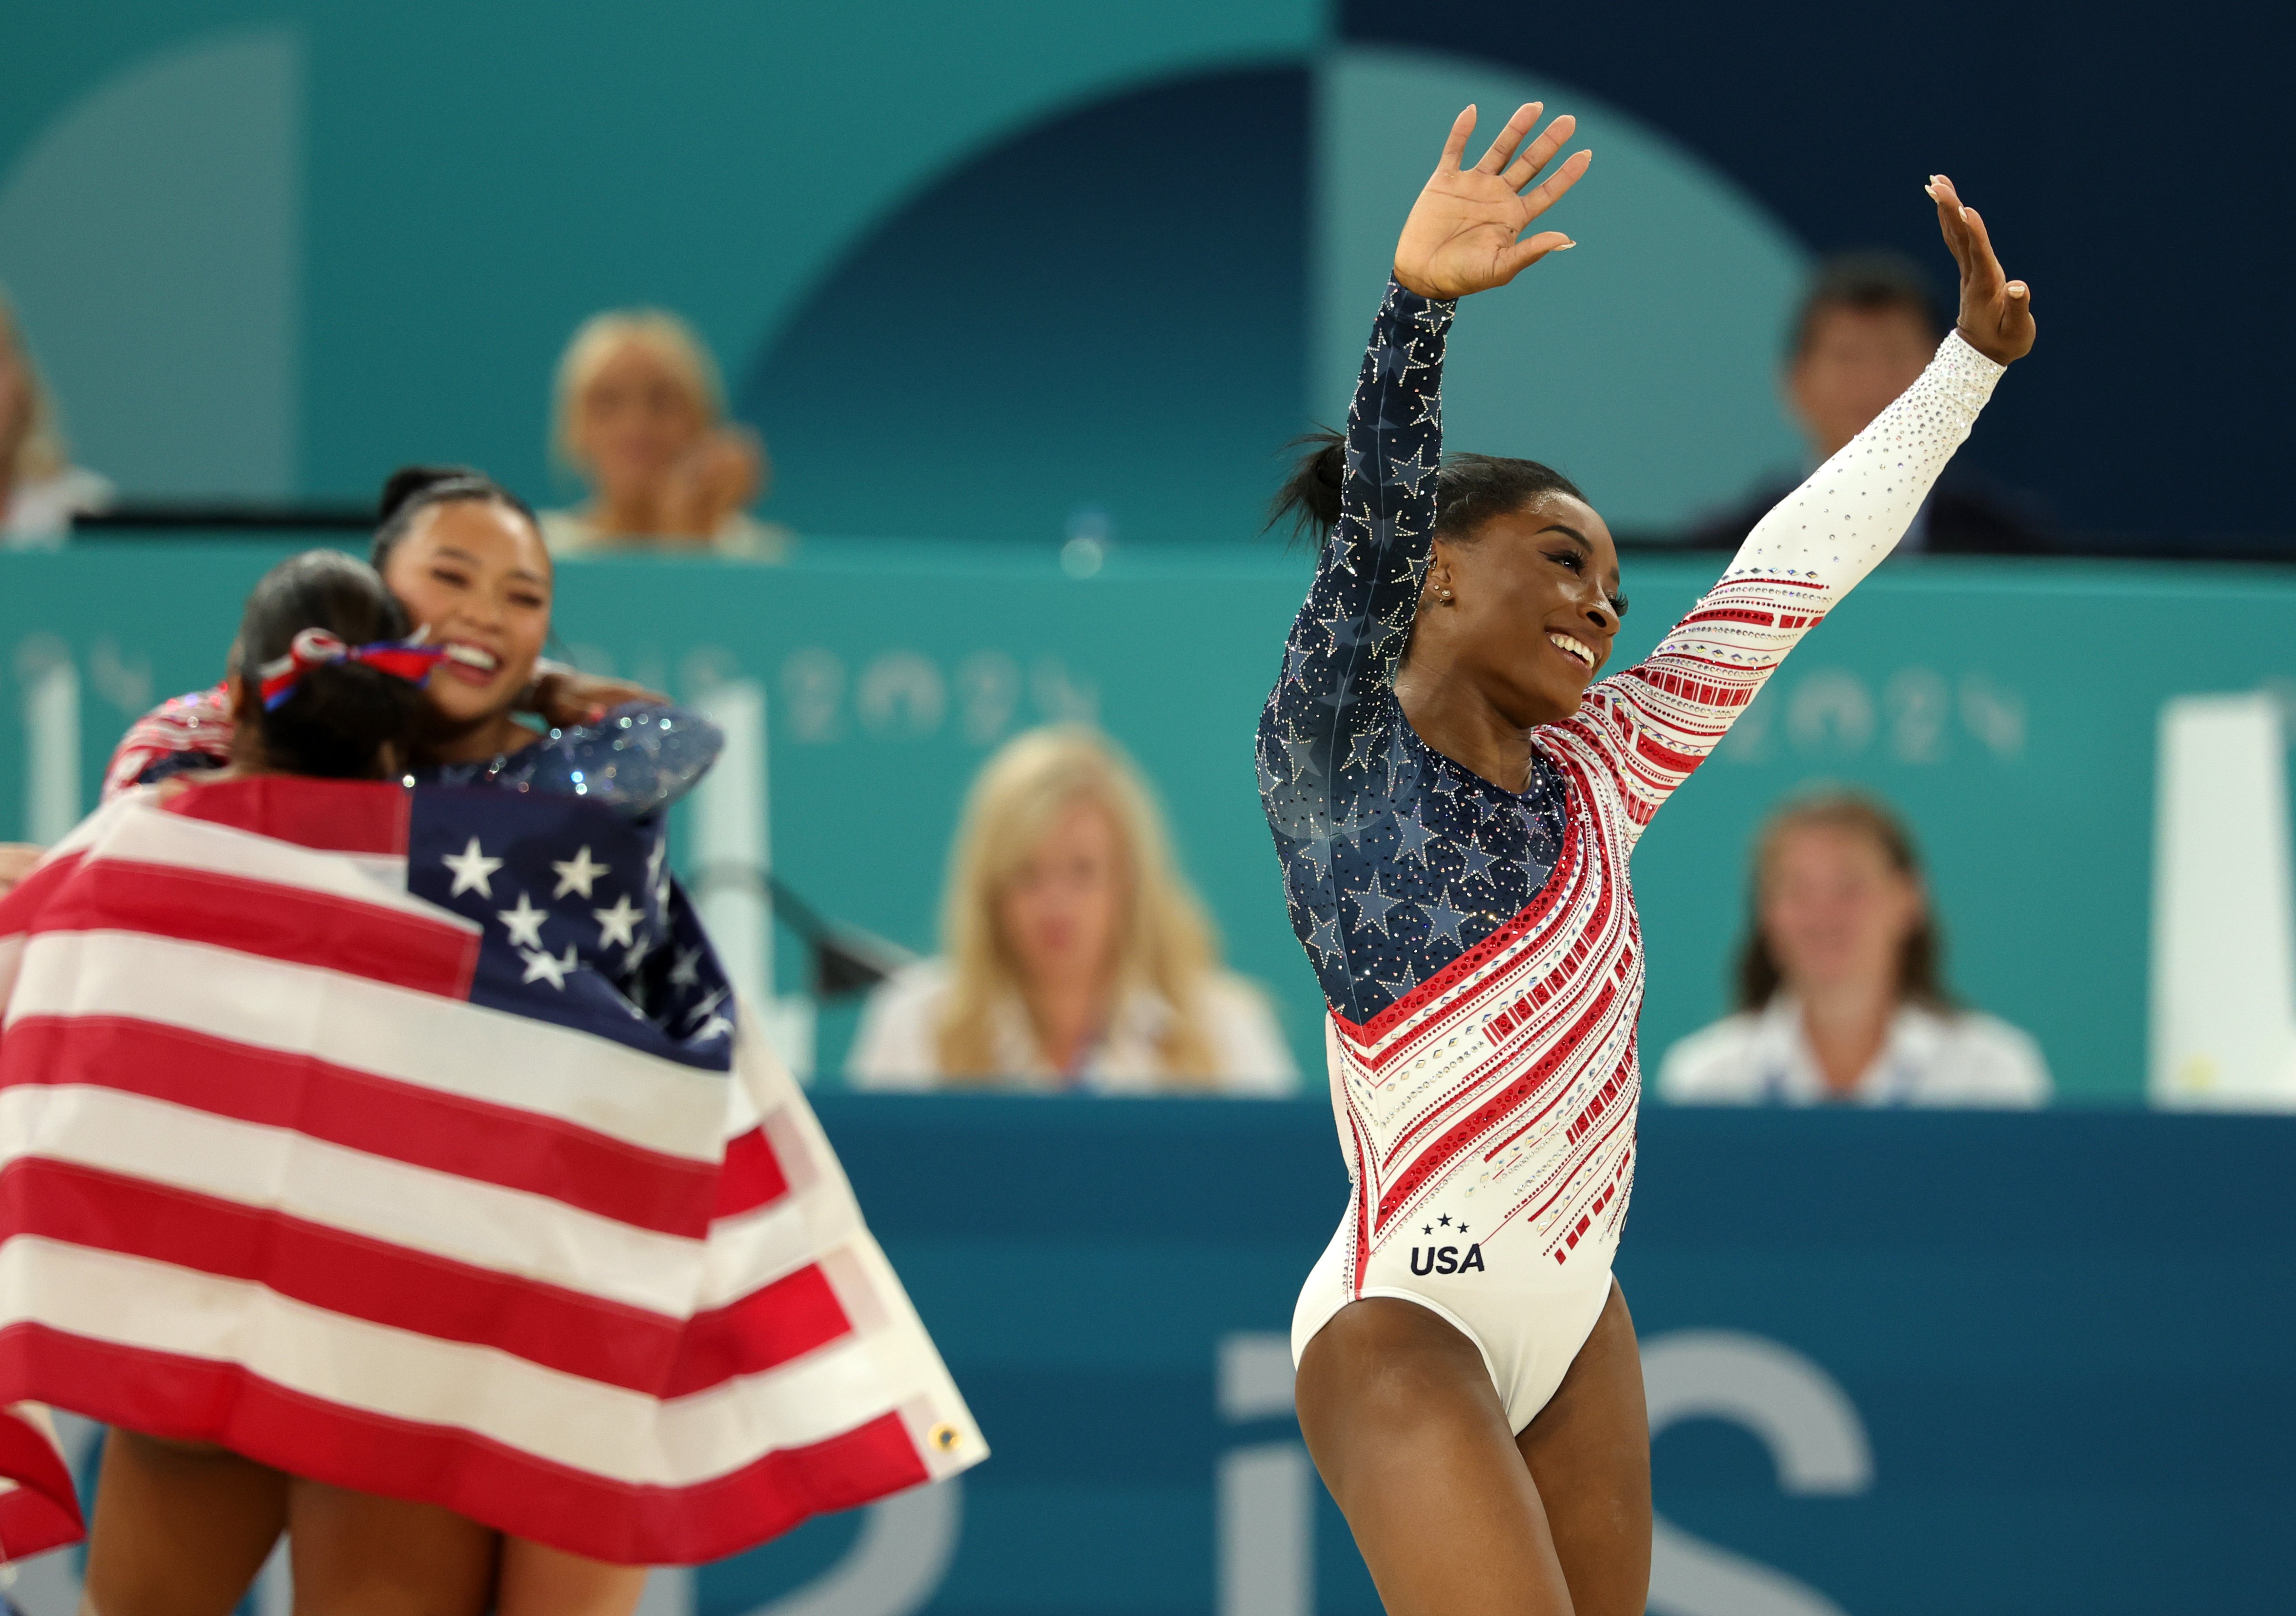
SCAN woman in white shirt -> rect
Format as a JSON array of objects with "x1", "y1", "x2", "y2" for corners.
[
  {"x1": 849, "y1": 725, "x2": 1298, "y2": 1095},
  {"x1": 1659, "y1": 791, "x2": 2048, "y2": 1107},
  {"x1": 0, "y1": 287, "x2": 112, "y2": 546},
  {"x1": 540, "y1": 308, "x2": 789, "y2": 559}
]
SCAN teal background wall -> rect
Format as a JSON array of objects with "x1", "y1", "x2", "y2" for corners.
[
  {"x1": 8, "y1": 541, "x2": 2294, "y2": 1104},
  {"x1": 6, "y1": 0, "x2": 2289, "y2": 543},
  {"x1": 0, "y1": 1, "x2": 1818, "y2": 542}
]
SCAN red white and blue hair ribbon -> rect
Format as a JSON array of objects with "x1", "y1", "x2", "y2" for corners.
[{"x1": 257, "y1": 628, "x2": 450, "y2": 711}]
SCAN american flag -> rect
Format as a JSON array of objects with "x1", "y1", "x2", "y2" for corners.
[{"x1": 0, "y1": 776, "x2": 982, "y2": 1565}]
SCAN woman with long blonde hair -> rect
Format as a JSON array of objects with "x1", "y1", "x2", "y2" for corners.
[{"x1": 848, "y1": 726, "x2": 1296, "y2": 1093}]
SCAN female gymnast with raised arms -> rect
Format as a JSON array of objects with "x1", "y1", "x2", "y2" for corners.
[{"x1": 1260, "y1": 103, "x2": 2034, "y2": 1615}]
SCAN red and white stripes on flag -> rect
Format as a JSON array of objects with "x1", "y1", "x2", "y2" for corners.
[{"x1": 0, "y1": 786, "x2": 983, "y2": 1566}]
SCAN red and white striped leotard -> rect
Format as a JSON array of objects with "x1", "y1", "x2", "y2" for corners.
[{"x1": 1263, "y1": 281, "x2": 2005, "y2": 1426}]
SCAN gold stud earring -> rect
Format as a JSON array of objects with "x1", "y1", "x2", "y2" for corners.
[{"x1": 1439, "y1": 587, "x2": 1455, "y2": 604}]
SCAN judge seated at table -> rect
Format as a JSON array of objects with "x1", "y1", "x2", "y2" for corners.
[
  {"x1": 848, "y1": 725, "x2": 1297, "y2": 1095},
  {"x1": 1659, "y1": 791, "x2": 2049, "y2": 1108}
]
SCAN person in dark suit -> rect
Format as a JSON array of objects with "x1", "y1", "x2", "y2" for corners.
[{"x1": 1686, "y1": 252, "x2": 2052, "y2": 554}]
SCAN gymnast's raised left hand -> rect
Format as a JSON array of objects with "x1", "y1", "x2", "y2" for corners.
[
  {"x1": 1929, "y1": 173, "x2": 2036, "y2": 364},
  {"x1": 1392, "y1": 102, "x2": 1591, "y2": 302}
]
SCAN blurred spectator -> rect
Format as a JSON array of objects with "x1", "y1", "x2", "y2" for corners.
[
  {"x1": 0, "y1": 844, "x2": 37, "y2": 896},
  {"x1": 0, "y1": 286, "x2": 112, "y2": 547},
  {"x1": 1685, "y1": 253, "x2": 2050, "y2": 554},
  {"x1": 848, "y1": 725, "x2": 1297, "y2": 1095},
  {"x1": 541, "y1": 308, "x2": 788, "y2": 559},
  {"x1": 1659, "y1": 792, "x2": 2049, "y2": 1106}
]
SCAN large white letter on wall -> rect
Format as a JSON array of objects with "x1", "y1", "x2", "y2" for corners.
[{"x1": 2150, "y1": 692, "x2": 2296, "y2": 1107}]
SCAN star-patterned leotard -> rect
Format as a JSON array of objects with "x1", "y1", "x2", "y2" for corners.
[{"x1": 1265, "y1": 279, "x2": 2005, "y2": 1426}]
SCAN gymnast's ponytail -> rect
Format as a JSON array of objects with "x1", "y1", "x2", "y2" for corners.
[
  {"x1": 1266, "y1": 431, "x2": 1586, "y2": 552},
  {"x1": 1265, "y1": 430, "x2": 1347, "y2": 544},
  {"x1": 234, "y1": 550, "x2": 429, "y2": 780}
]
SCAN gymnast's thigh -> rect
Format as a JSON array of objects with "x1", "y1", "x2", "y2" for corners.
[
  {"x1": 286, "y1": 1478, "x2": 498, "y2": 1616},
  {"x1": 83, "y1": 1431, "x2": 289, "y2": 1616},
  {"x1": 1515, "y1": 1281, "x2": 1651, "y2": 1616},
  {"x1": 1294, "y1": 1295, "x2": 1576, "y2": 1616}
]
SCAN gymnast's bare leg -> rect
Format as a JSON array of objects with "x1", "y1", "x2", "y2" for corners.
[{"x1": 1296, "y1": 1283, "x2": 1649, "y2": 1616}]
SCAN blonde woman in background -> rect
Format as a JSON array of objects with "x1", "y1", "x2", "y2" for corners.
[
  {"x1": 0, "y1": 286, "x2": 112, "y2": 546},
  {"x1": 541, "y1": 308, "x2": 788, "y2": 559},
  {"x1": 849, "y1": 726, "x2": 1299, "y2": 1094},
  {"x1": 1659, "y1": 791, "x2": 2049, "y2": 1106}
]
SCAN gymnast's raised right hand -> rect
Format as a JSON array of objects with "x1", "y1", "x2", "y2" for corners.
[{"x1": 1392, "y1": 102, "x2": 1592, "y2": 301}]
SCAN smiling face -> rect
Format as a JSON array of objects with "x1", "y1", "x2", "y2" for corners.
[
  {"x1": 1420, "y1": 492, "x2": 1626, "y2": 729},
  {"x1": 1758, "y1": 821, "x2": 1924, "y2": 1000},
  {"x1": 378, "y1": 499, "x2": 553, "y2": 731}
]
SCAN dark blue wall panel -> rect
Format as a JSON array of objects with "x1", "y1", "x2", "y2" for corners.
[{"x1": 1339, "y1": 0, "x2": 2292, "y2": 541}]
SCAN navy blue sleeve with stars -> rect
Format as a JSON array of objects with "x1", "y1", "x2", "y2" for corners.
[
  {"x1": 1258, "y1": 281, "x2": 1569, "y2": 1028},
  {"x1": 420, "y1": 702, "x2": 722, "y2": 818}
]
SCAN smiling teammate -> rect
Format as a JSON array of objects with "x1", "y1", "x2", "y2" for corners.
[
  {"x1": 1259, "y1": 103, "x2": 2034, "y2": 1614},
  {"x1": 106, "y1": 467, "x2": 716, "y2": 814}
]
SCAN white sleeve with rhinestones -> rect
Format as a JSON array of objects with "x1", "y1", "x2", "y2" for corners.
[
  {"x1": 1579, "y1": 332, "x2": 2009, "y2": 838},
  {"x1": 1726, "y1": 331, "x2": 2006, "y2": 599}
]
